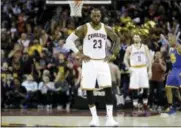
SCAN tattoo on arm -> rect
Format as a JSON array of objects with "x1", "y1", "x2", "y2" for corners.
[
  {"x1": 105, "y1": 25, "x2": 120, "y2": 56},
  {"x1": 74, "y1": 24, "x2": 87, "y2": 40}
]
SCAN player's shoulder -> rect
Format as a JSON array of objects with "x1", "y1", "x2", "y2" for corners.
[
  {"x1": 75, "y1": 24, "x2": 87, "y2": 37},
  {"x1": 143, "y1": 44, "x2": 149, "y2": 49},
  {"x1": 142, "y1": 43, "x2": 147, "y2": 47},
  {"x1": 104, "y1": 24, "x2": 112, "y2": 29},
  {"x1": 126, "y1": 45, "x2": 132, "y2": 51},
  {"x1": 127, "y1": 45, "x2": 132, "y2": 49},
  {"x1": 76, "y1": 24, "x2": 87, "y2": 31},
  {"x1": 104, "y1": 24, "x2": 113, "y2": 31}
]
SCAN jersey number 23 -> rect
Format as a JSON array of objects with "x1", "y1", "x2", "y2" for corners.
[{"x1": 93, "y1": 40, "x2": 102, "y2": 49}]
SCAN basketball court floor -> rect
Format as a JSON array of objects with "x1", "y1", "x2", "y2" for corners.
[{"x1": 1, "y1": 109, "x2": 181, "y2": 127}]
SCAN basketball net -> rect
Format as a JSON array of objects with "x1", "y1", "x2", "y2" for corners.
[{"x1": 69, "y1": 0, "x2": 83, "y2": 17}]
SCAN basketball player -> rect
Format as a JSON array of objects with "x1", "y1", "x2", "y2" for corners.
[
  {"x1": 165, "y1": 34, "x2": 181, "y2": 115},
  {"x1": 65, "y1": 9, "x2": 119, "y2": 126},
  {"x1": 124, "y1": 34, "x2": 152, "y2": 111}
]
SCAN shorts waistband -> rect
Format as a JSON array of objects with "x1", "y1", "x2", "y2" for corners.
[
  {"x1": 131, "y1": 64, "x2": 147, "y2": 68},
  {"x1": 90, "y1": 58, "x2": 105, "y2": 60}
]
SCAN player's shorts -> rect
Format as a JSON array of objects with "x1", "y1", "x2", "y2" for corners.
[
  {"x1": 129, "y1": 66, "x2": 149, "y2": 89},
  {"x1": 166, "y1": 67, "x2": 181, "y2": 88},
  {"x1": 81, "y1": 59, "x2": 112, "y2": 90}
]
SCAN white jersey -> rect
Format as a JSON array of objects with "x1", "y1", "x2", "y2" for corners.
[
  {"x1": 130, "y1": 44, "x2": 147, "y2": 67},
  {"x1": 83, "y1": 23, "x2": 107, "y2": 59}
]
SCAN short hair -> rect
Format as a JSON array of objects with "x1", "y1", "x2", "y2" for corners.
[{"x1": 91, "y1": 8, "x2": 101, "y2": 13}]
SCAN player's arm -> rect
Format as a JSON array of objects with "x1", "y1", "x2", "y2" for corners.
[
  {"x1": 123, "y1": 46, "x2": 131, "y2": 70},
  {"x1": 168, "y1": 34, "x2": 177, "y2": 47},
  {"x1": 65, "y1": 25, "x2": 87, "y2": 54},
  {"x1": 105, "y1": 25, "x2": 120, "y2": 57}
]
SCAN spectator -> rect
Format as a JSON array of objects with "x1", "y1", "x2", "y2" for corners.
[
  {"x1": 54, "y1": 53, "x2": 69, "y2": 83},
  {"x1": 149, "y1": 51, "x2": 166, "y2": 110},
  {"x1": 38, "y1": 75, "x2": 55, "y2": 109},
  {"x1": 18, "y1": 33, "x2": 30, "y2": 49},
  {"x1": 6, "y1": 78, "x2": 27, "y2": 108},
  {"x1": 8, "y1": 44, "x2": 23, "y2": 79},
  {"x1": 1, "y1": 62, "x2": 10, "y2": 78},
  {"x1": 1, "y1": 74, "x2": 14, "y2": 108},
  {"x1": 54, "y1": 54, "x2": 71, "y2": 111},
  {"x1": 1, "y1": 50, "x2": 6, "y2": 63},
  {"x1": 28, "y1": 39, "x2": 43, "y2": 56},
  {"x1": 10, "y1": 22, "x2": 18, "y2": 42},
  {"x1": 39, "y1": 29, "x2": 49, "y2": 46},
  {"x1": 50, "y1": 28, "x2": 62, "y2": 47},
  {"x1": 17, "y1": 13, "x2": 26, "y2": 33},
  {"x1": 33, "y1": 49, "x2": 50, "y2": 81},
  {"x1": 33, "y1": 26, "x2": 41, "y2": 40},
  {"x1": 53, "y1": 39, "x2": 69, "y2": 56},
  {"x1": 1, "y1": 31, "x2": 13, "y2": 54},
  {"x1": 26, "y1": 24, "x2": 34, "y2": 42},
  {"x1": 21, "y1": 49, "x2": 34, "y2": 75},
  {"x1": 22, "y1": 75, "x2": 38, "y2": 92},
  {"x1": 22, "y1": 75, "x2": 38, "y2": 108},
  {"x1": 12, "y1": 3, "x2": 21, "y2": 16}
]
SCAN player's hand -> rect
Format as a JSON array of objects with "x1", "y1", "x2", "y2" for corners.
[
  {"x1": 82, "y1": 55, "x2": 91, "y2": 62},
  {"x1": 128, "y1": 67, "x2": 133, "y2": 74},
  {"x1": 76, "y1": 52, "x2": 90, "y2": 62},
  {"x1": 104, "y1": 55, "x2": 116, "y2": 62}
]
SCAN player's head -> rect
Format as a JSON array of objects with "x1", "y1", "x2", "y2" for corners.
[
  {"x1": 155, "y1": 51, "x2": 161, "y2": 60},
  {"x1": 168, "y1": 34, "x2": 176, "y2": 47},
  {"x1": 90, "y1": 8, "x2": 101, "y2": 25},
  {"x1": 133, "y1": 34, "x2": 141, "y2": 44}
]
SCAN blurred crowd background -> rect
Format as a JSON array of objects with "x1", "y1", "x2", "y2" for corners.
[{"x1": 1, "y1": 0, "x2": 181, "y2": 111}]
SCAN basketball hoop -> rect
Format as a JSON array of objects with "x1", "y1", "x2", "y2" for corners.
[
  {"x1": 46, "y1": 0, "x2": 112, "y2": 17},
  {"x1": 69, "y1": 0, "x2": 84, "y2": 17}
]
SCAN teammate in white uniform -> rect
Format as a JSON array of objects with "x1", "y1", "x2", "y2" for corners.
[
  {"x1": 124, "y1": 34, "x2": 152, "y2": 110},
  {"x1": 65, "y1": 9, "x2": 120, "y2": 126}
]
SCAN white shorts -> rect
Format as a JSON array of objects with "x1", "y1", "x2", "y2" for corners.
[
  {"x1": 81, "y1": 60, "x2": 112, "y2": 90},
  {"x1": 129, "y1": 67, "x2": 149, "y2": 89}
]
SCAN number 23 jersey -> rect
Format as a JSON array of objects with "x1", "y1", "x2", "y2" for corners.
[
  {"x1": 130, "y1": 44, "x2": 147, "y2": 67},
  {"x1": 83, "y1": 23, "x2": 107, "y2": 59}
]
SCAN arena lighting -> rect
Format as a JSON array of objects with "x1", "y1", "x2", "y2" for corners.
[{"x1": 46, "y1": 0, "x2": 112, "y2": 4}]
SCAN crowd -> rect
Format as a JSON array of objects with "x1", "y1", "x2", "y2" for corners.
[{"x1": 1, "y1": 0, "x2": 181, "y2": 111}]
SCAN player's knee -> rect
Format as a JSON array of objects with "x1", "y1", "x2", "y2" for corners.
[
  {"x1": 131, "y1": 89, "x2": 138, "y2": 99},
  {"x1": 104, "y1": 87, "x2": 113, "y2": 104},
  {"x1": 143, "y1": 88, "x2": 149, "y2": 98},
  {"x1": 87, "y1": 90, "x2": 95, "y2": 105}
]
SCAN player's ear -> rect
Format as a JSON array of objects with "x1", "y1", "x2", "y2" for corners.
[
  {"x1": 100, "y1": 13, "x2": 102, "y2": 19},
  {"x1": 139, "y1": 36, "x2": 142, "y2": 41}
]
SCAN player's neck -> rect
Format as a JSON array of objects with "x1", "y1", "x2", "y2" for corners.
[
  {"x1": 134, "y1": 42, "x2": 141, "y2": 48},
  {"x1": 90, "y1": 22, "x2": 101, "y2": 30}
]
